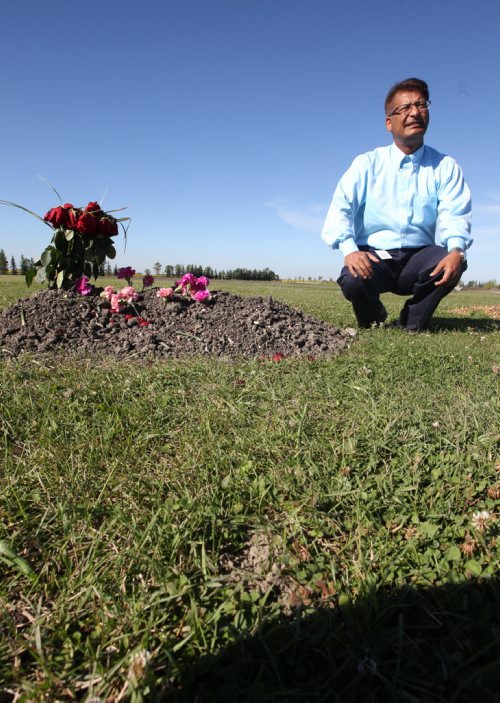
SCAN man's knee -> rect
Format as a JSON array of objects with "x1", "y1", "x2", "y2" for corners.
[
  {"x1": 420, "y1": 248, "x2": 467, "y2": 288},
  {"x1": 337, "y1": 268, "x2": 372, "y2": 300},
  {"x1": 417, "y1": 246, "x2": 455, "y2": 277}
]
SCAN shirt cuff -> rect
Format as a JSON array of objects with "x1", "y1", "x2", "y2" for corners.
[
  {"x1": 339, "y1": 238, "x2": 359, "y2": 257},
  {"x1": 447, "y1": 237, "x2": 466, "y2": 252}
]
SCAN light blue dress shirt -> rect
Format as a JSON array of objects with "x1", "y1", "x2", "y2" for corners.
[{"x1": 321, "y1": 143, "x2": 472, "y2": 257}]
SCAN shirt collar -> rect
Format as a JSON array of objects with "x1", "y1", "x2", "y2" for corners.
[{"x1": 390, "y1": 143, "x2": 425, "y2": 168}]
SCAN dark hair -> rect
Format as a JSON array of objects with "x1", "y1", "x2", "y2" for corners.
[{"x1": 385, "y1": 78, "x2": 429, "y2": 114}]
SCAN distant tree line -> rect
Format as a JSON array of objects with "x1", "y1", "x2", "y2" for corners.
[
  {"x1": 460, "y1": 279, "x2": 499, "y2": 290},
  {"x1": 0, "y1": 249, "x2": 116, "y2": 277},
  {"x1": 3, "y1": 249, "x2": 495, "y2": 288},
  {"x1": 0, "y1": 250, "x2": 36, "y2": 275},
  {"x1": 159, "y1": 264, "x2": 279, "y2": 281},
  {"x1": 0, "y1": 251, "x2": 279, "y2": 282}
]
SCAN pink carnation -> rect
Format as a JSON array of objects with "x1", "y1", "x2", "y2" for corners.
[
  {"x1": 179, "y1": 273, "x2": 197, "y2": 287},
  {"x1": 110, "y1": 293, "x2": 123, "y2": 312},
  {"x1": 100, "y1": 285, "x2": 115, "y2": 302},
  {"x1": 118, "y1": 286, "x2": 139, "y2": 302},
  {"x1": 192, "y1": 289, "x2": 211, "y2": 302},
  {"x1": 156, "y1": 287, "x2": 174, "y2": 298},
  {"x1": 175, "y1": 272, "x2": 212, "y2": 298},
  {"x1": 74, "y1": 276, "x2": 92, "y2": 296}
]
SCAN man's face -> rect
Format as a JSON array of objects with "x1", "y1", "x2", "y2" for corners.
[{"x1": 385, "y1": 90, "x2": 429, "y2": 151}]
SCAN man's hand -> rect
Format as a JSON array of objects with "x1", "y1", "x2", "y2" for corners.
[
  {"x1": 345, "y1": 251, "x2": 379, "y2": 279},
  {"x1": 430, "y1": 250, "x2": 464, "y2": 287}
]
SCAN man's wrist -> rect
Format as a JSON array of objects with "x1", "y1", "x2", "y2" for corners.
[
  {"x1": 448, "y1": 246, "x2": 465, "y2": 260},
  {"x1": 339, "y1": 241, "x2": 359, "y2": 257}
]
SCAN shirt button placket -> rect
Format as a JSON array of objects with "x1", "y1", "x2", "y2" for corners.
[{"x1": 398, "y1": 160, "x2": 411, "y2": 242}]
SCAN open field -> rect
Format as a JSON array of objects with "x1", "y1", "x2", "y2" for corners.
[{"x1": 1, "y1": 276, "x2": 499, "y2": 701}]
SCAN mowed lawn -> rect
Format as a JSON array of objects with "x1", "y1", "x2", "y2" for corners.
[{"x1": 1, "y1": 275, "x2": 499, "y2": 702}]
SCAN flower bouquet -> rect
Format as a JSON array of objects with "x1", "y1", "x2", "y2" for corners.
[{"x1": 1, "y1": 194, "x2": 130, "y2": 289}]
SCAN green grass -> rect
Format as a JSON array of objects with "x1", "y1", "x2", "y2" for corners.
[{"x1": 1, "y1": 276, "x2": 499, "y2": 701}]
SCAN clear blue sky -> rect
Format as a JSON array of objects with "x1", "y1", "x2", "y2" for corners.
[{"x1": 1, "y1": 0, "x2": 499, "y2": 282}]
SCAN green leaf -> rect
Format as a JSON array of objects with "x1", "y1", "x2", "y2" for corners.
[
  {"x1": 107, "y1": 243, "x2": 116, "y2": 259},
  {"x1": 419, "y1": 522, "x2": 439, "y2": 539},
  {"x1": 41, "y1": 247, "x2": 54, "y2": 267},
  {"x1": 73, "y1": 236, "x2": 84, "y2": 260},
  {"x1": 54, "y1": 229, "x2": 67, "y2": 251},
  {"x1": 56, "y1": 270, "x2": 65, "y2": 288},
  {"x1": 93, "y1": 238, "x2": 107, "y2": 255},
  {"x1": 84, "y1": 249, "x2": 96, "y2": 264},
  {"x1": 25, "y1": 267, "x2": 36, "y2": 288},
  {"x1": 446, "y1": 545, "x2": 461, "y2": 562},
  {"x1": 45, "y1": 263, "x2": 56, "y2": 282},
  {"x1": 35, "y1": 266, "x2": 47, "y2": 284},
  {"x1": 465, "y1": 559, "x2": 482, "y2": 576},
  {"x1": 64, "y1": 229, "x2": 74, "y2": 241}
]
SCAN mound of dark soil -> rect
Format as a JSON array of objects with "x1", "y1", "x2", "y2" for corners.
[{"x1": 0, "y1": 288, "x2": 356, "y2": 360}]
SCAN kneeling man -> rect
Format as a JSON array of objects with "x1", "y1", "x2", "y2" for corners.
[{"x1": 321, "y1": 77, "x2": 471, "y2": 331}]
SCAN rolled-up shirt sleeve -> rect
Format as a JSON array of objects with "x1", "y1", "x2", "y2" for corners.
[
  {"x1": 321, "y1": 156, "x2": 367, "y2": 256},
  {"x1": 437, "y1": 159, "x2": 472, "y2": 251}
]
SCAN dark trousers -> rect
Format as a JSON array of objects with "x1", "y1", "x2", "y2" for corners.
[{"x1": 337, "y1": 245, "x2": 467, "y2": 330}]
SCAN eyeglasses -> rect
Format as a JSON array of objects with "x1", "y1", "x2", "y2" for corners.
[{"x1": 388, "y1": 99, "x2": 431, "y2": 117}]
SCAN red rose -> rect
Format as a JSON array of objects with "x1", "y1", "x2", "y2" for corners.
[
  {"x1": 76, "y1": 211, "x2": 98, "y2": 236},
  {"x1": 62, "y1": 203, "x2": 74, "y2": 209},
  {"x1": 67, "y1": 208, "x2": 82, "y2": 229},
  {"x1": 44, "y1": 206, "x2": 69, "y2": 228},
  {"x1": 98, "y1": 216, "x2": 118, "y2": 237},
  {"x1": 85, "y1": 201, "x2": 101, "y2": 212}
]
